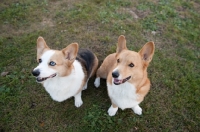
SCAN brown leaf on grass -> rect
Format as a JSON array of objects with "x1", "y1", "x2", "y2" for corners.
[
  {"x1": 39, "y1": 121, "x2": 45, "y2": 127},
  {"x1": 1, "y1": 72, "x2": 9, "y2": 77}
]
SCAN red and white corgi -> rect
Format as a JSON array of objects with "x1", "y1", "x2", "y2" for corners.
[
  {"x1": 32, "y1": 37, "x2": 98, "y2": 107},
  {"x1": 94, "y1": 35, "x2": 155, "y2": 116}
]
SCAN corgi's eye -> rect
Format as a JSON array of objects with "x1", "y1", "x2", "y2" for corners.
[
  {"x1": 38, "y1": 59, "x2": 42, "y2": 63},
  {"x1": 49, "y1": 61, "x2": 56, "y2": 66},
  {"x1": 129, "y1": 63, "x2": 134, "y2": 67},
  {"x1": 117, "y1": 59, "x2": 120, "y2": 63}
]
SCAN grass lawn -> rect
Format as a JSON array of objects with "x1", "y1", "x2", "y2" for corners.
[{"x1": 0, "y1": 0, "x2": 200, "y2": 131}]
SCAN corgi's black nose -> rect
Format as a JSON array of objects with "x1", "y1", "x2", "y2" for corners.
[
  {"x1": 32, "y1": 69, "x2": 40, "y2": 77},
  {"x1": 112, "y1": 71, "x2": 119, "y2": 78}
]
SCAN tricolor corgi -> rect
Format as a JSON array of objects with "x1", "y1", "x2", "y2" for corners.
[
  {"x1": 32, "y1": 37, "x2": 98, "y2": 107},
  {"x1": 94, "y1": 35, "x2": 155, "y2": 116}
]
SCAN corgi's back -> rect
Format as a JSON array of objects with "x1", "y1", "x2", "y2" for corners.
[{"x1": 76, "y1": 49, "x2": 98, "y2": 79}]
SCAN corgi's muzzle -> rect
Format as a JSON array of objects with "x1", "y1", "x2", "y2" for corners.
[
  {"x1": 32, "y1": 69, "x2": 57, "y2": 83},
  {"x1": 112, "y1": 71, "x2": 131, "y2": 85},
  {"x1": 32, "y1": 69, "x2": 40, "y2": 77}
]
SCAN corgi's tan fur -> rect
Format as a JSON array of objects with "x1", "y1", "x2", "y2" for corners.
[
  {"x1": 32, "y1": 37, "x2": 98, "y2": 107},
  {"x1": 94, "y1": 35, "x2": 155, "y2": 116}
]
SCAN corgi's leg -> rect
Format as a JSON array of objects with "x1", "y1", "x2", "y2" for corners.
[
  {"x1": 108, "y1": 104, "x2": 118, "y2": 116},
  {"x1": 132, "y1": 105, "x2": 142, "y2": 115},
  {"x1": 83, "y1": 79, "x2": 89, "y2": 90},
  {"x1": 94, "y1": 68, "x2": 102, "y2": 88},
  {"x1": 74, "y1": 91, "x2": 83, "y2": 107},
  {"x1": 94, "y1": 65, "x2": 108, "y2": 88},
  {"x1": 94, "y1": 77, "x2": 100, "y2": 88}
]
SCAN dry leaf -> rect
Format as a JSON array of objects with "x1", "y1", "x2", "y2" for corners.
[{"x1": 1, "y1": 72, "x2": 9, "y2": 76}]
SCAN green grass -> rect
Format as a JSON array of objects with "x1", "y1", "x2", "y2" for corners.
[{"x1": 0, "y1": 0, "x2": 200, "y2": 131}]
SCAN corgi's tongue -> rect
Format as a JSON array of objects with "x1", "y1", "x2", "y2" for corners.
[
  {"x1": 113, "y1": 76, "x2": 131, "y2": 85},
  {"x1": 113, "y1": 78, "x2": 123, "y2": 85}
]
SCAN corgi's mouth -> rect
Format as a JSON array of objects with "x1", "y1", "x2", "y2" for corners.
[
  {"x1": 113, "y1": 76, "x2": 131, "y2": 85},
  {"x1": 36, "y1": 73, "x2": 57, "y2": 83}
]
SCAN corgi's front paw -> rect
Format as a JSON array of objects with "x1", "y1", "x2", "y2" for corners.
[
  {"x1": 132, "y1": 105, "x2": 142, "y2": 115},
  {"x1": 75, "y1": 99, "x2": 83, "y2": 107},
  {"x1": 74, "y1": 93, "x2": 83, "y2": 107},
  {"x1": 108, "y1": 105, "x2": 118, "y2": 116},
  {"x1": 94, "y1": 77, "x2": 100, "y2": 88}
]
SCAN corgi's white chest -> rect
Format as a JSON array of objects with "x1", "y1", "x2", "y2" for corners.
[
  {"x1": 107, "y1": 82, "x2": 139, "y2": 110},
  {"x1": 43, "y1": 61, "x2": 84, "y2": 102}
]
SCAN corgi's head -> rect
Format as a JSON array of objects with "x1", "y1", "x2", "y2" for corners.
[
  {"x1": 112, "y1": 35, "x2": 155, "y2": 85},
  {"x1": 32, "y1": 37, "x2": 78, "y2": 83}
]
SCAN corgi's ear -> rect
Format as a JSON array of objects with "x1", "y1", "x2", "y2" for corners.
[
  {"x1": 37, "y1": 37, "x2": 50, "y2": 59},
  {"x1": 116, "y1": 35, "x2": 127, "y2": 54},
  {"x1": 139, "y1": 41, "x2": 155, "y2": 64},
  {"x1": 37, "y1": 37, "x2": 49, "y2": 52},
  {"x1": 62, "y1": 43, "x2": 78, "y2": 62}
]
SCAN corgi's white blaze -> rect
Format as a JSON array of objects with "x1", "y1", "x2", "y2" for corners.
[
  {"x1": 43, "y1": 60, "x2": 85, "y2": 106},
  {"x1": 112, "y1": 67, "x2": 123, "y2": 80},
  {"x1": 107, "y1": 81, "x2": 140, "y2": 110},
  {"x1": 34, "y1": 50, "x2": 56, "y2": 78}
]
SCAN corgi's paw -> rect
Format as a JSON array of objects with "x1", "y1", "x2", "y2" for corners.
[
  {"x1": 82, "y1": 83, "x2": 87, "y2": 90},
  {"x1": 83, "y1": 79, "x2": 89, "y2": 90},
  {"x1": 75, "y1": 99, "x2": 83, "y2": 107},
  {"x1": 108, "y1": 105, "x2": 118, "y2": 116},
  {"x1": 132, "y1": 105, "x2": 142, "y2": 115},
  {"x1": 94, "y1": 77, "x2": 100, "y2": 88},
  {"x1": 74, "y1": 93, "x2": 83, "y2": 107}
]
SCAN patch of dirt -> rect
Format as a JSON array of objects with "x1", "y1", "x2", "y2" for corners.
[
  {"x1": 41, "y1": 18, "x2": 54, "y2": 27},
  {"x1": 176, "y1": 6, "x2": 189, "y2": 19},
  {"x1": 0, "y1": 17, "x2": 55, "y2": 37},
  {"x1": 118, "y1": 8, "x2": 139, "y2": 19},
  {"x1": 150, "y1": 0, "x2": 159, "y2": 4},
  {"x1": 118, "y1": 7, "x2": 152, "y2": 19},
  {"x1": 0, "y1": 0, "x2": 82, "y2": 37},
  {"x1": 192, "y1": 1, "x2": 200, "y2": 13},
  {"x1": 176, "y1": 1, "x2": 200, "y2": 18},
  {"x1": 49, "y1": 0, "x2": 82, "y2": 11}
]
